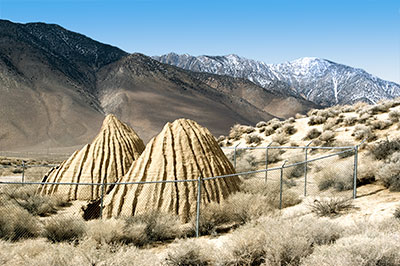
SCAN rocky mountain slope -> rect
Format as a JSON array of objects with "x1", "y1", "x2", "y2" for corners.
[
  {"x1": 154, "y1": 53, "x2": 400, "y2": 106},
  {"x1": 0, "y1": 20, "x2": 316, "y2": 152}
]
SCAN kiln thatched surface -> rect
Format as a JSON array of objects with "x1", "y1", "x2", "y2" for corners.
[
  {"x1": 102, "y1": 118, "x2": 241, "y2": 222},
  {"x1": 38, "y1": 114, "x2": 145, "y2": 200}
]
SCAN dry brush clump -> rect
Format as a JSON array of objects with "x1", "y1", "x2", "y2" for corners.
[
  {"x1": 229, "y1": 124, "x2": 255, "y2": 140},
  {"x1": 308, "y1": 115, "x2": 327, "y2": 125},
  {"x1": 43, "y1": 216, "x2": 86, "y2": 243},
  {"x1": 281, "y1": 123, "x2": 297, "y2": 135},
  {"x1": 303, "y1": 128, "x2": 321, "y2": 140},
  {"x1": 256, "y1": 121, "x2": 267, "y2": 128},
  {"x1": 323, "y1": 117, "x2": 343, "y2": 131},
  {"x1": 317, "y1": 160, "x2": 354, "y2": 191},
  {"x1": 0, "y1": 206, "x2": 41, "y2": 241},
  {"x1": 245, "y1": 133, "x2": 262, "y2": 145},
  {"x1": 352, "y1": 125, "x2": 376, "y2": 142},
  {"x1": 0, "y1": 185, "x2": 68, "y2": 217},
  {"x1": 370, "y1": 119, "x2": 393, "y2": 130},
  {"x1": 389, "y1": 110, "x2": 400, "y2": 122},
  {"x1": 218, "y1": 216, "x2": 343, "y2": 266},
  {"x1": 165, "y1": 239, "x2": 213, "y2": 266},
  {"x1": 376, "y1": 152, "x2": 400, "y2": 191},
  {"x1": 370, "y1": 138, "x2": 400, "y2": 160},
  {"x1": 309, "y1": 198, "x2": 354, "y2": 217},
  {"x1": 272, "y1": 133, "x2": 289, "y2": 145},
  {"x1": 194, "y1": 179, "x2": 301, "y2": 235}
]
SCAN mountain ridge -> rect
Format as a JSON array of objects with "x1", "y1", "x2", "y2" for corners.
[{"x1": 153, "y1": 53, "x2": 400, "y2": 106}]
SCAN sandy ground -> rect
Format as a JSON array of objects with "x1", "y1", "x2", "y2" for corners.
[{"x1": 0, "y1": 175, "x2": 23, "y2": 182}]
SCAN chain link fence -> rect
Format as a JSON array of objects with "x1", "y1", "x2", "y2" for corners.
[{"x1": 0, "y1": 139, "x2": 365, "y2": 240}]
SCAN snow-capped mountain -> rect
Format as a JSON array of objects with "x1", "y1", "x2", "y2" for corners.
[{"x1": 153, "y1": 53, "x2": 400, "y2": 106}]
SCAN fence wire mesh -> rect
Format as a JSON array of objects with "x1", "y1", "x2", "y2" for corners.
[{"x1": 0, "y1": 141, "x2": 362, "y2": 241}]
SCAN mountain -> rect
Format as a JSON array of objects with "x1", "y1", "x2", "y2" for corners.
[
  {"x1": 153, "y1": 53, "x2": 400, "y2": 106},
  {"x1": 0, "y1": 20, "x2": 316, "y2": 153}
]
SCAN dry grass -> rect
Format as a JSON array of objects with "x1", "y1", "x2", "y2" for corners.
[
  {"x1": 0, "y1": 206, "x2": 41, "y2": 241},
  {"x1": 309, "y1": 198, "x2": 354, "y2": 217},
  {"x1": 0, "y1": 185, "x2": 68, "y2": 217},
  {"x1": 195, "y1": 179, "x2": 301, "y2": 235},
  {"x1": 43, "y1": 216, "x2": 86, "y2": 243},
  {"x1": 219, "y1": 216, "x2": 343, "y2": 266},
  {"x1": 300, "y1": 232, "x2": 400, "y2": 266},
  {"x1": 165, "y1": 239, "x2": 212, "y2": 266}
]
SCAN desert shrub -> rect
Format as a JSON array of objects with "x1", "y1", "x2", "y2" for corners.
[
  {"x1": 0, "y1": 206, "x2": 41, "y2": 241},
  {"x1": 376, "y1": 158, "x2": 400, "y2": 192},
  {"x1": 317, "y1": 160, "x2": 353, "y2": 191},
  {"x1": 358, "y1": 113, "x2": 371, "y2": 124},
  {"x1": 266, "y1": 148, "x2": 282, "y2": 164},
  {"x1": 256, "y1": 121, "x2": 267, "y2": 128},
  {"x1": 43, "y1": 216, "x2": 86, "y2": 243},
  {"x1": 270, "y1": 121, "x2": 282, "y2": 130},
  {"x1": 322, "y1": 117, "x2": 339, "y2": 131},
  {"x1": 351, "y1": 125, "x2": 376, "y2": 142},
  {"x1": 307, "y1": 109, "x2": 318, "y2": 117},
  {"x1": 343, "y1": 116, "x2": 358, "y2": 126},
  {"x1": 369, "y1": 103, "x2": 391, "y2": 114},
  {"x1": 300, "y1": 233, "x2": 400, "y2": 266},
  {"x1": 217, "y1": 135, "x2": 225, "y2": 143},
  {"x1": 303, "y1": 128, "x2": 321, "y2": 140},
  {"x1": 232, "y1": 150, "x2": 260, "y2": 174},
  {"x1": 245, "y1": 133, "x2": 261, "y2": 145},
  {"x1": 287, "y1": 117, "x2": 296, "y2": 123},
  {"x1": 308, "y1": 115, "x2": 327, "y2": 125},
  {"x1": 356, "y1": 157, "x2": 379, "y2": 186},
  {"x1": 258, "y1": 127, "x2": 266, "y2": 133},
  {"x1": 341, "y1": 105, "x2": 355, "y2": 113},
  {"x1": 389, "y1": 110, "x2": 400, "y2": 122},
  {"x1": 12, "y1": 168, "x2": 23, "y2": 174},
  {"x1": 220, "y1": 216, "x2": 343, "y2": 266},
  {"x1": 165, "y1": 240, "x2": 212, "y2": 266},
  {"x1": 285, "y1": 155, "x2": 305, "y2": 179},
  {"x1": 125, "y1": 212, "x2": 182, "y2": 244},
  {"x1": 394, "y1": 206, "x2": 400, "y2": 219},
  {"x1": 272, "y1": 134, "x2": 289, "y2": 145},
  {"x1": 0, "y1": 186, "x2": 68, "y2": 217},
  {"x1": 264, "y1": 126, "x2": 275, "y2": 136},
  {"x1": 229, "y1": 124, "x2": 254, "y2": 140},
  {"x1": 281, "y1": 124, "x2": 297, "y2": 135},
  {"x1": 309, "y1": 198, "x2": 354, "y2": 217},
  {"x1": 370, "y1": 119, "x2": 393, "y2": 130},
  {"x1": 295, "y1": 113, "x2": 306, "y2": 119},
  {"x1": 318, "y1": 130, "x2": 335, "y2": 144},
  {"x1": 354, "y1": 101, "x2": 369, "y2": 112},
  {"x1": 370, "y1": 138, "x2": 400, "y2": 160}
]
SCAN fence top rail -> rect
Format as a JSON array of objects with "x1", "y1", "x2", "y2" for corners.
[
  {"x1": 0, "y1": 148, "x2": 353, "y2": 185},
  {"x1": 222, "y1": 145, "x2": 355, "y2": 150}
]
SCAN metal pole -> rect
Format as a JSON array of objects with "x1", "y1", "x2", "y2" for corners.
[
  {"x1": 265, "y1": 142, "x2": 273, "y2": 183},
  {"x1": 233, "y1": 143, "x2": 240, "y2": 169},
  {"x1": 353, "y1": 145, "x2": 359, "y2": 199},
  {"x1": 304, "y1": 141, "x2": 313, "y2": 196},
  {"x1": 279, "y1": 160, "x2": 287, "y2": 210},
  {"x1": 196, "y1": 175, "x2": 202, "y2": 238},
  {"x1": 99, "y1": 176, "x2": 106, "y2": 219},
  {"x1": 22, "y1": 161, "x2": 25, "y2": 183}
]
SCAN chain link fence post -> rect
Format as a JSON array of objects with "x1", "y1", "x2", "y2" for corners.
[
  {"x1": 196, "y1": 175, "x2": 202, "y2": 238},
  {"x1": 353, "y1": 145, "x2": 359, "y2": 199},
  {"x1": 22, "y1": 161, "x2": 25, "y2": 183},
  {"x1": 279, "y1": 160, "x2": 287, "y2": 210},
  {"x1": 304, "y1": 141, "x2": 313, "y2": 196},
  {"x1": 99, "y1": 177, "x2": 106, "y2": 219}
]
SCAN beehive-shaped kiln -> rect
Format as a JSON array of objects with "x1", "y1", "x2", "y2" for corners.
[
  {"x1": 102, "y1": 118, "x2": 241, "y2": 222},
  {"x1": 38, "y1": 114, "x2": 145, "y2": 200}
]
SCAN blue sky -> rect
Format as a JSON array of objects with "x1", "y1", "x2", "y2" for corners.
[{"x1": 1, "y1": 0, "x2": 399, "y2": 83}]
